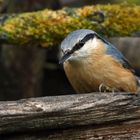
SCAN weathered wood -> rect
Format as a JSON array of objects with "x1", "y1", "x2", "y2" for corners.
[
  {"x1": 0, "y1": 92, "x2": 140, "y2": 137},
  {"x1": 1, "y1": 122, "x2": 140, "y2": 140}
]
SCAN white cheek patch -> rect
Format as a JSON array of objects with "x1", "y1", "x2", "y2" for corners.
[
  {"x1": 92, "y1": 37, "x2": 98, "y2": 48},
  {"x1": 85, "y1": 36, "x2": 98, "y2": 49},
  {"x1": 78, "y1": 37, "x2": 98, "y2": 55}
]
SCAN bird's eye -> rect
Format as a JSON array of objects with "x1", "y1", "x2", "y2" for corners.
[
  {"x1": 78, "y1": 41, "x2": 85, "y2": 47},
  {"x1": 71, "y1": 41, "x2": 85, "y2": 53},
  {"x1": 75, "y1": 41, "x2": 85, "y2": 50}
]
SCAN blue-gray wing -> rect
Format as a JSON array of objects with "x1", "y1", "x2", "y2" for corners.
[
  {"x1": 94, "y1": 32, "x2": 134, "y2": 72},
  {"x1": 105, "y1": 43, "x2": 140, "y2": 87},
  {"x1": 105, "y1": 43, "x2": 134, "y2": 72}
]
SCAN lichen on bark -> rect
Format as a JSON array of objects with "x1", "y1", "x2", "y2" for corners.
[{"x1": 0, "y1": 4, "x2": 139, "y2": 47}]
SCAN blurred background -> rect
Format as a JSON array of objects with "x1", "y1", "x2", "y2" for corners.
[{"x1": 0, "y1": 0, "x2": 139, "y2": 100}]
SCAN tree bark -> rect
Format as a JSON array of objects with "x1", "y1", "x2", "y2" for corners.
[
  {"x1": 0, "y1": 0, "x2": 50, "y2": 100},
  {"x1": 0, "y1": 92, "x2": 140, "y2": 140},
  {"x1": 1, "y1": 123, "x2": 140, "y2": 140}
]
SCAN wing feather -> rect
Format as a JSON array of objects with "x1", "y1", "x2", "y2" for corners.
[{"x1": 105, "y1": 43, "x2": 134, "y2": 73}]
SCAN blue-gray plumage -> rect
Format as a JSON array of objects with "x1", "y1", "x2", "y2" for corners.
[
  {"x1": 105, "y1": 43, "x2": 133, "y2": 71},
  {"x1": 89, "y1": 31, "x2": 133, "y2": 71},
  {"x1": 60, "y1": 29, "x2": 140, "y2": 93},
  {"x1": 61, "y1": 29, "x2": 95, "y2": 52}
]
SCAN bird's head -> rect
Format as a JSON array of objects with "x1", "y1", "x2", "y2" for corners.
[{"x1": 59, "y1": 29, "x2": 108, "y2": 64}]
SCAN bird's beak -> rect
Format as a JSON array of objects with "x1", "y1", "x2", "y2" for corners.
[{"x1": 59, "y1": 52, "x2": 71, "y2": 64}]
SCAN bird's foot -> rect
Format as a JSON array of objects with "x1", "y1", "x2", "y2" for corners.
[{"x1": 99, "y1": 83, "x2": 119, "y2": 93}]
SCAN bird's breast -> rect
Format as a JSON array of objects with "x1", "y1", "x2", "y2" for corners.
[
  {"x1": 64, "y1": 54, "x2": 137, "y2": 93},
  {"x1": 64, "y1": 60, "x2": 102, "y2": 93}
]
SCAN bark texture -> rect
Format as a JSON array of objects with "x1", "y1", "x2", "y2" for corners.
[{"x1": 0, "y1": 92, "x2": 140, "y2": 139}]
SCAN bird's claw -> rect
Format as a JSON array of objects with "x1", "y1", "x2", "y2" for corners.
[{"x1": 99, "y1": 83, "x2": 119, "y2": 93}]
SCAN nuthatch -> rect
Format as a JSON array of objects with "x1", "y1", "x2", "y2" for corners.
[{"x1": 59, "y1": 29, "x2": 140, "y2": 93}]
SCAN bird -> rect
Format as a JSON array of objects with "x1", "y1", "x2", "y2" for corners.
[{"x1": 59, "y1": 29, "x2": 140, "y2": 93}]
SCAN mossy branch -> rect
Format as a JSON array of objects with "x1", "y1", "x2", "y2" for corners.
[{"x1": 0, "y1": 4, "x2": 140, "y2": 47}]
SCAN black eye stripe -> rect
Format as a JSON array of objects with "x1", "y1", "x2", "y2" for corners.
[
  {"x1": 70, "y1": 33, "x2": 95, "y2": 54},
  {"x1": 80, "y1": 33, "x2": 95, "y2": 44},
  {"x1": 71, "y1": 42, "x2": 84, "y2": 53}
]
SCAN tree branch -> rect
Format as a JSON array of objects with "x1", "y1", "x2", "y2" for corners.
[
  {"x1": 0, "y1": 92, "x2": 140, "y2": 136},
  {"x1": 0, "y1": 4, "x2": 139, "y2": 46}
]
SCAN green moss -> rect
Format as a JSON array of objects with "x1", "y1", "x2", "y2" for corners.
[{"x1": 0, "y1": 4, "x2": 140, "y2": 47}]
